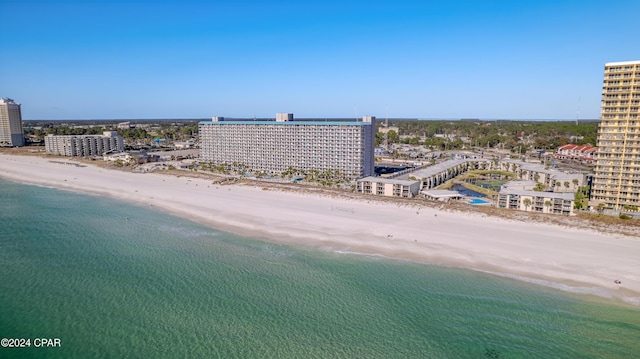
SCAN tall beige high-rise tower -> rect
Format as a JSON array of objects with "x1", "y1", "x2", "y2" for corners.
[
  {"x1": 199, "y1": 114, "x2": 376, "y2": 180},
  {"x1": 0, "y1": 97, "x2": 25, "y2": 147},
  {"x1": 592, "y1": 60, "x2": 640, "y2": 210}
]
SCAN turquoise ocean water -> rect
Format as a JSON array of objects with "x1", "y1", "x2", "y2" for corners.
[{"x1": 1, "y1": 178, "x2": 639, "y2": 358}]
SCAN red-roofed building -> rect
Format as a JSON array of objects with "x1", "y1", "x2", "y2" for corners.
[{"x1": 555, "y1": 144, "x2": 597, "y2": 162}]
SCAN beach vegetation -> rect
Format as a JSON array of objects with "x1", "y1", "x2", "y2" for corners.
[{"x1": 574, "y1": 186, "x2": 590, "y2": 210}]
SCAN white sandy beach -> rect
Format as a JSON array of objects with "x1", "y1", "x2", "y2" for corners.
[{"x1": 1, "y1": 153, "x2": 639, "y2": 305}]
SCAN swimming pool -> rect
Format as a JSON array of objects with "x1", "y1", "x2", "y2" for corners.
[{"x1": 468, "y1": 198, "x2": 492, "y2": 205}]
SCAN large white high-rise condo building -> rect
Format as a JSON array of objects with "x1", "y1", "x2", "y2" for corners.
[
  {"x1": 45, "y1": 131, "x2": 125, "y2": 157},
  {"x1": 592, "y1": 60, "x2": 640, "y2": 210},
  {"x1": 199, "y1": 114, "x2": 375, "y2": 180},
  {"x1": 0, "y1": 98, "x2": 25, "y2": 147}
]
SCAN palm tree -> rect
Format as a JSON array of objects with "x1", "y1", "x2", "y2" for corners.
[
  {"x1": 534, "y1": 182, "x2": 545, "y2": 191},
  {"x1": 544, "y1": 200, "x2": 552, "y2": 213},
  {"x1": 564, "y1": 181, "x2": 570, "y2": 191},
  {"x1": 572, "y1": 179, "x2": 579, "y2": 189},
  {"x1": 522, "y1": 198, "x2": 532, "y2": 212}
]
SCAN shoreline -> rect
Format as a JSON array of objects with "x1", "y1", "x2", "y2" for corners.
[{"x1": 1, "y1": 153, "x2": 639, "y2": 306}]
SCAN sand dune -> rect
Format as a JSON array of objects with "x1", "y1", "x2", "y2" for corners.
[{"x1": 1, "y1": 153, "x2": 638, "y2": 305}]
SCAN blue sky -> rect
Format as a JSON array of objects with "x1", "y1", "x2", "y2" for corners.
[{"x1": 1, "y1": 0, "x2": 638, "y2": 120}]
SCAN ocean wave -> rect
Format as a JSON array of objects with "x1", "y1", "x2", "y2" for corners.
[
  {"x1": 333, "y1": 249, "x2": 389, "y2": 259},
  {"x1": 156, "y1": 225, "x2": 220, "y2": 239}
]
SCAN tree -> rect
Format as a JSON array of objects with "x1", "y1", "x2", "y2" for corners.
[
  {"x1": 534, "y1": 182, "x2": 545, "y2": 192},
  {"x1": 381, "y1": 119, "x2": 598, "y2": 153},
  {"x1": 522, "y1": 198, "x2": 532, "y2": 211},
  {"x1": 572, "y1": 179, "x2": 579, "y2": 189},
  {"x1": 544, "y1": 200, "x2": 552, "y2": 213},
  {"x1": 406, "y1": 136, "x2": 421, "y2": 145},
  {"x1": 386, "y1": 130, "x2": 399, "y2": 144},
  {"x1": 423, "y1": 137, "x2": 447, "y2": 151},
  {"x1": 564, "y1": 181, "x2": 570, "y2": 191}
]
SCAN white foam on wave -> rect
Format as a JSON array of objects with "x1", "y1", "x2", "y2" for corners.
[
  {"x1": 333, "y1": 249, "x2": 389, "y2": 259},
  {"x1": 156, "y1": 225, "x2": 221, "y2": 239}
]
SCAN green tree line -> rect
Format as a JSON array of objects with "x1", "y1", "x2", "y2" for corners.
[{"x1": 376, "y1": 120, "x2": 598, "y2": 152}]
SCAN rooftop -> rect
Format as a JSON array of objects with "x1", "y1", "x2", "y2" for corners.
[
  {"x1": 0, "y1": 98, "x2": 20, "y2": 105},
  {"x1": 199, "y1": 119, "x2": 372, "y2": 126},
  {"x1": 398, "y1": 159, "x2": 484, "y2": 179},
  {"x1": 501, "y1": 159, "x2": 583, "y2": 180},
  {"x1": 357, "y1": 176, "x2": 419, "y2": 186},
  {"x1": 501, "y1": 180, "x2": 536, "y2": 189},
  {"x1": 605, "y1": 60, "x2": 640, "y2": 66},
  {"x1": 420, "y1": 189, "x2": 463, "y2": 198}
]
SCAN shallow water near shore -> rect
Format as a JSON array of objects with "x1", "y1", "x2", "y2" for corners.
[{"x1": 1, "y1": 179, "x2": 639, "y2": 358}]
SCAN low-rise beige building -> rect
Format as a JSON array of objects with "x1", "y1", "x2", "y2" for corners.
[
  {"x1": 497, "y1": 188, "x2": 575, "y2": 215},
  {"x1": 356, "y1": 176, "x2": 420, "y2": 198}
]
